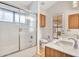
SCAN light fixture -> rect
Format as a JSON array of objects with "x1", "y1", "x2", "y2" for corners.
[{"x1": 73, "y1": 1, "x2": 78, "y2": 8}]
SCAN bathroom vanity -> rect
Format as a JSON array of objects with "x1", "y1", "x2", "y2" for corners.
[
  {"x1": 45, "y1": 46, "x2": 73, "y2": 57},
  {"x1": 45, "y1": 40, "x2": 79, "y2": 57}
]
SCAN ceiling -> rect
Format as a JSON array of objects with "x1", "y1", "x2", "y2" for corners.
[
  {"x1": 39, "y1": 1, "x2": 57, "y2": 11},
  {"x1": 1, "y1": 1, "x2": 58, "y2": 12},
  {"x1": 1, "y1": 1, "x2": 33, "y2": 10},
  {"x1": 46, "y1": 1, "x2": 79, "y2": 16},
  {"x1": 0, "y1": 1, "x2": 38, "y2": 13}
]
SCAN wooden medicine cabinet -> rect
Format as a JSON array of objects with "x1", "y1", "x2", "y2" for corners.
[
  {"x1": 68, "y1": 14, "x2": 79, "y2": 29},
  {"x1": 40, "y1": 14, "x2": 46, "y2": 27}
]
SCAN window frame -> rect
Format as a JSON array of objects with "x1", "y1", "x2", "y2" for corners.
[
  {"x1": 14, "y1": 12, "x2": 20, "y2": 23},
  {"x1": 0, "y1": 7, "x2": 14, "y2": 23},
  {"x1": 19, "y1": 13, "x2": 26, "y2": 24},
  {"x1": 0, "y1": 7, "x2": 36, "y2": 26}
]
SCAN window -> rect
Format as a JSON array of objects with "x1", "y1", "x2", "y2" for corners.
[
  {"x1": 4, "y1": 11, "x2": 13, "y2": 22},
  {"x1": 26, "y1": 15, "x2": 36, "y2": 32},
  {"x1": 15, "y1": 13, "x2": 26, "y2": 24},
  {"x1": 20, "y1": 14, "x2": 26, "y2": 23},
  {"x1": 15, "y1": 13, "x2": 19, "y2": 23},
  {"x1": 15, "y1": 13, "x2": 25, "y2": 23},
  {"x1": 0, "y1": 9, "x2": 13, "y2": 22},
  {"x1": 0, "y1": 8, "x2": 36, "y2": 26},
  {"x1": 0, "y1": 9, "x2": 3, "y2": 19}
]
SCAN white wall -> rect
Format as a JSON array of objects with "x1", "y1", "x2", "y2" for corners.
[
  {"x1": 40, "y1": 10, "x2": 53, "y2": 41},
  {"x1": 29, "y1": 2, "x2": 38, "y2": 13},
  {"x1": 40, "y1": 10, "x2": 47, "y2": 15}
]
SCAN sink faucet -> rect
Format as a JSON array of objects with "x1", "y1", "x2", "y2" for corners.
[{"x1": 68, "y1": 38, "x2": 78, "y2": 49}]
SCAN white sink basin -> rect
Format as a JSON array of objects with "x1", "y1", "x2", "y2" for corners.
[{"x1": 55, "y1": 40, "x2": 74, "y2": 49}]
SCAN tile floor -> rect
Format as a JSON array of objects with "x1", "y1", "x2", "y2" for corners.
[
  {"x1": 6, "y1": 46, "x2": 37, "y2": 57},
  {"x1": 40, "y1": 48, "x2": 45, "y2": 57},
  {"x1": 33, "y1": 48, "x2": 45, "y2": 57}
]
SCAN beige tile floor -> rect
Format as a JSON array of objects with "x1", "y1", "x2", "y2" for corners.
[
  {"x1": 6, "y1": 46, "x2": 37, "y2": 57},
  {"x1": 6, "y1": 46, "x2": 45, "y2": 57},
  {"x1": 33, "y1": 48, "x2": 45, "y2": 57},
  {"x1": 39, "y1": 48, "x2": 45, "y2": 57}
]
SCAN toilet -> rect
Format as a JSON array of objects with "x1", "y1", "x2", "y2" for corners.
[
  {"x1": 40, "y1": 36, "x2": 50, "y2": 48},
  {"x1": 40, "y1": 39, "x2": 49, "y2": 49},
  {"x1": 40, "y1": 39, "x2": 48, "y2": 43}
]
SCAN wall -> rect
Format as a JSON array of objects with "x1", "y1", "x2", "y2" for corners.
[
  {"x1": 40, "y1": 10, "x2": 53, "y2": 41},
  {"x1": 29, "y1": 1, "x2": 38, "y2": 13}
]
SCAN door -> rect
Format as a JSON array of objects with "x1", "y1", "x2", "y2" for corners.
[
  {"x1": 20, "y1": 13, "x2": 37, "y2": 50},
  {"x1": 68, "y1": 14, "x2": 79, "y2": 29},
  {"x1": 0, "y1": 9, "x2": 19, "y2": 56}
]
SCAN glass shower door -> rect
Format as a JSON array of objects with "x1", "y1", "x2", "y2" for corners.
[
  {"x1": 20, "y1": 13, "x2": 37, "y2": 50},
  {"x1": 0, "y1": 8, "x2": 19, "y2": 56}
]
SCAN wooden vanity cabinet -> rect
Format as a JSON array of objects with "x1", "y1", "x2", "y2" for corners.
[
  {"x1": 45, "y1": 46, "x2": 51, "y2": 57},
  {"x1": 45, "y1": 46, "x2": 73, "y2": 57},
  {"x1": 40, "y1": 14, "x2": 46, "y2": 27},
  {"x1": 68, "y1": 14, "x2": 79, "y2": 29}
]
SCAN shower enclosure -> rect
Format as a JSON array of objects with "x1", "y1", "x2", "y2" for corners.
[
  {"x1": 20, "y1": 11, "x2": 37, "y2": 50},
  {"x1": 0, "y1": 2, "x2": 37, "y2": 56}
]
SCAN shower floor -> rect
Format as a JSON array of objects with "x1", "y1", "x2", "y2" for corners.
[{"x1": 6, "y1": 46, "x2": 37, "y2": 57}]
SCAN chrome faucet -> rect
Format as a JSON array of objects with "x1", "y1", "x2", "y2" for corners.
[{"x1": 68, "y1": 38, "x2": 78, "y2": 49}]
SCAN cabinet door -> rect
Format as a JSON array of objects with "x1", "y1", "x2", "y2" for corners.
[
  {"x1": 65, "y1": 54, "x2": 73, "y2": 57},
  {"x1": 50, "y1": 48, "x2": 65, "y2": 57},
  {"x1": 45, "y1": 47, "x2": 73, "y2": 57},
  {"x1": 45, "y1": 47, "x2": 51, "y2": 57},
  {"x1": 55, "y1": 50, "x2": 65, "y2": 57},
  {"x1": 50, "y1": 48, "x2": 56, "y2": 57},
  {"x1": 68, "y1": 14, "x2": 79, "y2": 29},
  {"x1": 40, "y1": 14, "x2": 46, "y2": 27}
]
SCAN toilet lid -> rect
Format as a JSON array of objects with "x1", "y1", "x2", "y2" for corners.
[{"x1": 40, "y1": 39, "x2": 48, "y2": 43}]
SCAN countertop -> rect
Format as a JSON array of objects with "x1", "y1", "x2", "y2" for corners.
[{"x1": 45, "y1": 39, "x2": 79, "y2": 57}]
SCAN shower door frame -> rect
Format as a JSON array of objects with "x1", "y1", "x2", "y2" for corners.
[{"x1": 0, "y1": 2, "x2": 37, "y2": 56}]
